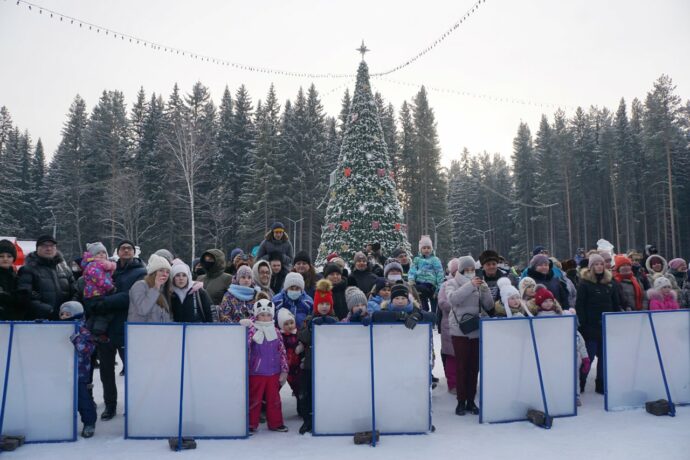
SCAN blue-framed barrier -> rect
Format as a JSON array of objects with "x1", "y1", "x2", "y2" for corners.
[
  {"x1": 312, "y1": 322, "x2": 432, "y2": 440},
  {"x1": 125, "y1": 323, "x2": 249, "y2": 439},
  {"x1": 603, "y1": 310, "x2": 690, "y2": 411},
  {"x1": 0, "y1": 321, "x2": 77, "y2": 443},
  {"x1": 479, "y1": 315, "x2": 577, "y2": 424}
]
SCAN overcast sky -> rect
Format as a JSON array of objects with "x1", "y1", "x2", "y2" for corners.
[{"x1": 1, "y1": 0, "x2": 689, "y2": 167}]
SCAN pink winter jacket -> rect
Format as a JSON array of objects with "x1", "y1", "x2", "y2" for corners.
[
  {"x1": 81, "y1": 252, "x2": 117, "y2": 299},
  {"x1": 438, "y1": 277, "x2": 454, "y2": 356},
  {"x1": 648, "y1": 289, "x2": 680, "y2": 311}
]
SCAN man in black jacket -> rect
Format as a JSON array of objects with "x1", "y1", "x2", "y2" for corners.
[
  {"x1": 17, "y1": 235, "x2": 75, "y2": 320},
  {"x1": 85, "y1": 239, "x2": 146, "y2": 421}
]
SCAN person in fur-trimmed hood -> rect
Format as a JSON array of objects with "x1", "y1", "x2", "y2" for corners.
[
  {"x1": 241, "y1": 299, "x2": 289, "y2": 433},
  {"x1": 256, "y1": 222, "x2": 294, "y2": 268},
  {"x1": 576, "y1": 254, "x2": 621, "y2": 394},
  {"x1": 648, "y1": 277, "x2": 680, "y2": 311},
  {"x1": 252, "y1": 259, "x2": 275, "y2": 298},
  {"x1": 645, "y1": 254, "x2": 679, "y2": 292},
  {"x1": 495, "y1": 277, "x2": 532, "y2": 317},
  {"x1": 296, "y1": 278, "x2": 338, "y2": 434}
]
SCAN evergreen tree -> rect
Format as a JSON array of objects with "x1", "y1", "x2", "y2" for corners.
[
  {"x1": 510, "y1": 122, "x2": 537, "y2": 263},
  {"x1": 316, "y1": 61, "x2": 409, "y2": 265}
]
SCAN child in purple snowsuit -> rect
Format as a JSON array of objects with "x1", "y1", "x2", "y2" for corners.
[
  {"x1": 241, "y1": 298, "x2": 289, "y2": 433},
  {"x1": 60, "y1": 301, "x2": 97, "y2": 438}
]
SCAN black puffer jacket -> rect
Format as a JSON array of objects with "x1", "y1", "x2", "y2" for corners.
[
  {"x1": 0, "y1": 267, "x2": 21, "y2": 320},
  {"x1": 348, "y1": 267, "x2": 379, "y2": 298},
  {"x1": 17, "y1": 252, "x2": 76, "y2": 320},
  {"x1": 576, "y1": 269, "x2": 621, "y2": 340},
  {"x1": 256, "y1": 230, "x2": 294, "y2": 267},
  {"x1": 331, "y1": 277, "x2": 349, "y2": 320},
  {"x1": 171, "y1": 289, "x2": 213, "y2": 323},
  {"x1": 527, "y1": 267, "x2": 570, "y2": 309}
]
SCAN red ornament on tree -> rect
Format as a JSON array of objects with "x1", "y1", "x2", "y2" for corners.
[
  {"x1": 344, "y1": 167, "x2": 352, "y2": 178},
  {"x1": 377, "y1": 168, "x2": 385, "y2": 177},
  {"x1": 372, "y1": 220, "x2": 380, "y2": 230},
  {"x1": 341, "y1": 220, "x2": 351, "y2": 231},
  {"x1": 394, "y1": 223, "x2": 402, "y2": 232}
]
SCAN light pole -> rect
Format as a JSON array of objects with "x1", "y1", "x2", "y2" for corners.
[
  {"x1": 431, "y1": 217, "x2": 448, "y2": 250},
  {"x1": 49, "y1": 208, "x2": 57, "y2": 239},
  {"x1": 285, "y1": 217, "x2": 305, "y2": 254},
  {"x1": 472, "y1": 228, "x2": 494, "y2": 252}
]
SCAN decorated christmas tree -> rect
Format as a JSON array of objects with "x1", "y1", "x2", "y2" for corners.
[{"x1": 316, "y1": 47, "x2": 410, "y2": 266}]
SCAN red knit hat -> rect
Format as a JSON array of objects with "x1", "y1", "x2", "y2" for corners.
[
  {"x1": 614, "y1": 255, "x2": 632, "y2": 270},
  {"x1": 313, "y1": 279, "x2": 334, "y2": 314},
  {"x1": 534, "y1": 287, "x2": 555, "y2": 307}
]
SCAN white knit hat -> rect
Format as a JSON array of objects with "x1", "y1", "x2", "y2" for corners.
[
  {"x1": 254, "y1": 298, "x2": 275, "y2": 318},
  {"x1": 147, "y1": 253, "x2": 171, "y2": 275},
  {"x1": 419, "y1": 235, "x2": 433, "y2": 251},
  {"x1": 283, "y1": 272, "x2": 305, "y2": 291},
  {"x1": 498, "y1": 277, "x2": 521, "y2": 313},
  {"x1": 654, "y1": 276, "x2": 671, "y2": 290},
  {"x1": 277, "y1": 308, "x2": 295, "y2": 330}
]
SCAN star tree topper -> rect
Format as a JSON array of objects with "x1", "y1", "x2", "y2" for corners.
[{"x1": 357, "y1": 40, "x2": 370, "y2": 60}]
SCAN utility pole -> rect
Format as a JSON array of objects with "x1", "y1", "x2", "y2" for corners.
[
  {"x1": 431, "y1": 217, "x2": 448, "y2": 251},
  {"x1": 285, "y1": 217, "x2": 305, "y2": 255},
  {"x1": 472, "y1": 228, "x2": 494, "y2": 252}
]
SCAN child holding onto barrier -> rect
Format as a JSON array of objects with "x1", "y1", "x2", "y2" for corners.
[
  {"x1": 81, "y1": 242, "x2": 117, "y2": 342},
  {"x1": 344, "y1": 286, "x2": 370, "y2": 323},
  {"x1": 496, "y1": 277, "x2": 532, "y2": 317},
  {"x1": 241, "y1": 298, "x2": 289, "y2": 434},
  {"x1": 297, "y1": 279, "x2": 338, "y2": 434},
  {"x1": 648, "y1": 277, "x2": 680, "y2": 310},
  {"x1": 277, "y1": 308, "x2": 303, "y2": 412},
  {"x1": 60, "y1": 301, "x2": 97, "y2": 439}
]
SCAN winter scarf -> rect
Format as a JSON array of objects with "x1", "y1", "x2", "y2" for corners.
[
  {"x1": 252, "y1": 320, "x2": 278, "y2": 344},
  {"x1": 613, "y1": 270, "x2": 643, "y2": 310},
  {"x1": 229, "y1": 284, "x2": 256, "y2": 301}
]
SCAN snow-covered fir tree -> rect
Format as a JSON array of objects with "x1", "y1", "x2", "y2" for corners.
[{"x1": 316, "y1": 59, "x2": 409, "y2": 265}]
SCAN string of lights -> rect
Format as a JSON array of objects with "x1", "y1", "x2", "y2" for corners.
[{"x1": 9, "y1": 0, "x2": 487, "y2": 79}]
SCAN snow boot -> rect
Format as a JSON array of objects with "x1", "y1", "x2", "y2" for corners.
[
  {"x1": 466, "y1": 400, "x2": 480, "y2": 415},
  {"x1": 579, "y1": 373, "x2": 586, "y2": 393},
  {"x1": 101, "y1": 407, "x2": 116, "y2": 421},
  {"x1": 645, "y1": 399, "x2": 675, "y2": 416},
  {"x1": 455, "y1": 401, "x2": 466, "y2": 416},
  {"x1": 526, "y1": 409, "x2": 553, "y2": 429},
  {"x1": 594, "y1": 379, "x2": 604, "y2": 395},
  {"x1": 299, "y1": 420, "x2": 312, "y2": 435},
  {"x1": 168, "y1": 437, "x2": 197, "y2": 450},
  {"x1": 270, "y1": 425, "x2": 289, "y2": 432},
  {"x1": 354, "y1": 430, "x2": 380, "y2": 445},
  {"x1": 81, "y1": 425, "x2": 95, "y2": 438}
]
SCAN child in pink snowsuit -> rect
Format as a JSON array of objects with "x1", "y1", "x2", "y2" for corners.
[
  {"x1": 241, "y1": 299, "x2": 289, "y2": 433},
  {"x1": 649, "y1": 277, "x2": 680, "y2": 311},
  {"x1": 81, "y1": 242, "x2": 117, "y2": 339}
]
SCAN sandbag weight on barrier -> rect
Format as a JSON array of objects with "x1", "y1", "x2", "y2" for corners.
[{"x1": 647, "y1": 312, "x2": 676, "y2": 417}]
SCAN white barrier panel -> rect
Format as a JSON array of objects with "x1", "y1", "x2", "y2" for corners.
[
  {"x1": 182, "y1": 324, "x2": 247, "y2": 438},
  {"x1": 480, "y1": 316, "x2": 576, "y2": 423},
  {"x1": 0, "y1": 322, "x2": 76, "y2": 442},
  {"x1": 372, "y1": 323, "x2": 431, "y2": 434},
  {"x1": 312, "y1": 324, "x2": 373, "y2": 435},
  {"x1": 126, "y1": 324, "x2": 182, "y2": 438},
  {"x1": 604, "y1": 311, "x2": 690, "y2": 411},
  {"x1": 126, "y1": 323, "x2": 248, "y2": 439}
]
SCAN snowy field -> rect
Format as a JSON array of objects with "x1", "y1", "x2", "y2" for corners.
[{"x1": 8, "y1": 332, "x2": 689, "y2": 460}]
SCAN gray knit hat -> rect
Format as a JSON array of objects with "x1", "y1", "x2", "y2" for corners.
[
  {"x1": 86, "y1": 242, "x2": 108, "y2": 257},
  {"x1": 345, "y1": 287, "x2": 368, "y2": 312},
  {"x1": 383, "y1": 261, "x2": 403, "y2": 278},
  {"x1": 283, "y1": 272, "x2": 305, "y2": 291},
  {"x1": 457, "y1": 256, "x2": 476, "y2": 272}
]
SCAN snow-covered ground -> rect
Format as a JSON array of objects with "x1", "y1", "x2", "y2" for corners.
[{"x1": 8, "y1": 333, "x2": 688, "y2": 459}]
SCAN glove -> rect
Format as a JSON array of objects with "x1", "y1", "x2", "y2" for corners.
[
  {"x1": 405, "y1": 312, "x2": 421, "y2": 330},
  {"x1": 279, "y1": 372, "x2": 288, "y2": 386},
  {"x1": 295, "y1": 343, "x2": 304, "y2": 355},
  {"x1": 361, "y1": 316, "x2": 371, "y2": 326},
  {"x1": 581, "y1": 357, "x2": 591, "y2": 375},
  {"x1": 190, "y1": 281, "x2": 204, "y2": 293},
  {"x1": 239, "y1": 318, "x2": 253, "y2": 328}
]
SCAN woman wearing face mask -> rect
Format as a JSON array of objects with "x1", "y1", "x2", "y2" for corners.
[
  {"x1": 273, "y1": 272, "x2": 314, "y2": 329},
  {"x1": 218, "y1": 265, "x2": 259, "y2": 323},
  {"x1": 612, "y1": 255, "x2": 645, "y2": 311},
  {"x1": 171, "y1": 262, "x2": 213, "y2": 323}
]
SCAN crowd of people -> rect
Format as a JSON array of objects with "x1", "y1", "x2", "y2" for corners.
[{"x1": 0, "y1": 222, "x2": 688, "y2": 439}]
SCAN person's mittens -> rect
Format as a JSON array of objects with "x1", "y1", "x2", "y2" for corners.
[
  {"x1": 405, "y1": 311, "x2": 422, "y2": 330},
  {"x1": 239, "y1": 318, "x2": 253, "y2": 328}
]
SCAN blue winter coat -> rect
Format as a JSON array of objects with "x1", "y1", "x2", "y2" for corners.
[
  {"x1": 273, "y1": 290, "x2": 314, "y2": 329},
  {"x1": 408, "y1": 254, "x2": 445, "y2": 293},
  {"x1": 367, "y1": 295, "x2": 387, "y2": 313}
]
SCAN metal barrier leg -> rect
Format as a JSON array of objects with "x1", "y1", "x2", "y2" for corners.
[
  {"x1": 647, "y1": 313, "x2": 676, "y2": 416},
  {"x1": 528, "y1": 319, "x2": 552, "y2": 429}
]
